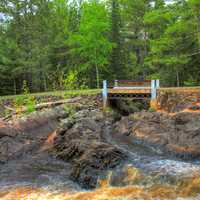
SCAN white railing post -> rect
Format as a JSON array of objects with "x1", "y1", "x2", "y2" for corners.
[
  {"x1": 114, "y1": 80, "x2": 118, "y2": 88},
  {"x1": 156, "y1": 79, "x2": 160, "y2": 88},
  {"x1": 151, "y1": 80, "x2": 156, "y2": 100},
  {"x1": 102, "y1": 80, "x2": 108, "y2": 110}
]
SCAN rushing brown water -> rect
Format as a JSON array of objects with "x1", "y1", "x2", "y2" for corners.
[
  {"x1": 1, "y1": 156, "x2": 200, "y2": 200},
  {"x1": 1, "y1": 110, "x2": 200, "y2": 200},
  {"x1": 1, "y1": 169, "x2": 200, "y2": 200}
]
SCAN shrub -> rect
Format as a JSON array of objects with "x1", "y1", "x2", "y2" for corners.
[
  {"x1": 64, "y1": 70, "x2": 89, "y2": 90},
  {"x1": 148, "y1": 107, "x2": 156, "y2": 112},
  {"x1": 14, "y1": 80, "x2": 36, "y2": 114},
  {"x1": 64, "y1": 70, "x2": 79, "y2": 90}
]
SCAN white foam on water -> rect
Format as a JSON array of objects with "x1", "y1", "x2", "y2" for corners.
[{"x1": 145, "y1": 159, "x2": 200, "y2": 176}]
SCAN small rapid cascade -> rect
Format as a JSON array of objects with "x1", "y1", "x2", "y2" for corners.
[
  {"x1": 1, "y1": 163, "x2": 200, "y2": 200},
  {"x1": 1, "y1": 136, "x2": 200, "y2": 200}
]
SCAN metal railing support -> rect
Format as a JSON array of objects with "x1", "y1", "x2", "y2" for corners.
[
  {"x1": 151, "y1": 80, "x2": 156, "y2": 100},
  {"x1": 150, "y1": 79, "x2": 160, "y2": 110},
  {"x1": 102, "y1": 80, "x2": 108, "y2": 110},
  {"x1": 156, "y1": 79, "x2": 160, "y2": 88},
  {"x1": 114, "y1": 80, "x2": 118, "y2": 87},
  {"x1": 151, "y1": 79, "x2": 160, "y2": 100}
]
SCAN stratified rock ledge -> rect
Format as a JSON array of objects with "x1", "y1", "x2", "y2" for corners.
[
  {"x1": 114, "y1": 111, "x2": 200, "y2": 159},
  {"x1": 53, "y1": 109, "x2": 126, "y2": 189}
]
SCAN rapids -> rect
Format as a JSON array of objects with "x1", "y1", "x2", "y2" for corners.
[{"x1": 1, "y1": 108, "x2": 200, "y2": 200}]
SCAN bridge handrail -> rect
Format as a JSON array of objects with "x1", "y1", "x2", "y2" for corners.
[
  {"x1": 102, "y1": 79, "x2": 160, "y2": 110},
  {"x1": 108, "y1": 80, "x2": 151, "y2": 88}
]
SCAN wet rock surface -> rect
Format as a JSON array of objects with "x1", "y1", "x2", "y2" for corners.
[
  {"x1": 0, "y1": 95, "x2": 126, "y2": 190},
  {"x1": 114, "y1": 111, "x2": 200, "y2": 159},
  {"x1": 1, "y1": 94, "x2": 200, "y2": 200},
  {"x1": 53, "y1": 109, "x2": 126, "y2": 189},
  {"x1": 0, "y1": 106, "x2": 68, "y2": 163}
]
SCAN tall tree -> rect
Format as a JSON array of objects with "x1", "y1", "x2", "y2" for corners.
[
  {"x1": 120, "y1": 0, "x2": 151, "y2": 79},
  {"x1": 69, "y1": 0, "x2": 112, "y2": 88},
  {"x1": 145, "y1": 0, "x2": 200, "y2": 86},
  {"x1": 110, "y1": 0, "x2": 123, "y2": 79},
  {"x1": 0, "y1": 0, "x2": 200, "y2": 95}
]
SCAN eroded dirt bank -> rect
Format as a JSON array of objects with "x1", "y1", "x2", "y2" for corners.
[{"x1": 1, "y1": 95, "x2": 200, "y2": 199}]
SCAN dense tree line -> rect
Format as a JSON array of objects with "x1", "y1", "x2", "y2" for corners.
[{"x1": 0, "y1": 0, "x2": 199, "y2": 95}]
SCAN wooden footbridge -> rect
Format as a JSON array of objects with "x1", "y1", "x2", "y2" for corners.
[{"x1": 102, "y1": 80, "x2": 160, "y2": 108}]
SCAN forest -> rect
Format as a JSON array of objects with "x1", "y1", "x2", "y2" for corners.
[{"x1": 0, "y1": 0, "x2": 199, "y2": 95}]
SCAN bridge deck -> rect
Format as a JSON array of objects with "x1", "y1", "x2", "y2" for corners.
[
  {"x1": 103, "y1": 80, "x2": 159, "y2": 104},
  {"x1": 108, "y1": 87, "x2": 151, "y2": 94}
]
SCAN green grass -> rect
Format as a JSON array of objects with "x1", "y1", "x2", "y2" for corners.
[
  {"x1": 0, "y1": 89, "x2": 101, "y2": 101},
  {"x1": 159, "y1": 87, "x2": 200, "y2": 92}
]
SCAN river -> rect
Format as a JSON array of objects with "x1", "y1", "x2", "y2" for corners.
[{"x1": 1, "y1": 110, "x2": 200, "y2": 200}]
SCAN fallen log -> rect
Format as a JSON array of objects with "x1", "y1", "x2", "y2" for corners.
[
  {"x1": 34, "y1": 99, "x2": 70, "y2": 110},
  {"x1": 4, "y1": 106, "x2": 16, "y2": 112},
  {"x1": 2, "y1": 99, "x2": 72, "y2": 121}
]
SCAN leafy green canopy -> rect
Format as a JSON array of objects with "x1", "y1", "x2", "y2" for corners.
[{"x1": 0, "y1": 0, "x2": 199, "y2": 95}]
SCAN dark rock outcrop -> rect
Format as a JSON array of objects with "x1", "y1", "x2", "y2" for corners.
[
  {"x1": 0, "y1": 106, "x2": 68, "y2": 163},
  {"x1": 53, "y1": 109, "x2": 126, "y2": 189},
  {"x1": 114, "y1": 111, "x2": 200, "y2": 159},
  {"x1": 157, "y1": 90, "x2": 200, "y2": 113}
]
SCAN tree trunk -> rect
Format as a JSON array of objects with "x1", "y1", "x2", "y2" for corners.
[
  {"x1": 13, "y1": 78, "x2": 16, "y2": 95},
  {"x1": 43, "y1": 72, "x2": 47, "y2": 92},
  {"x1": 95, "y1": 64, "x2": 100, "y2": 89},
  {"x1": 176, "y1": 70, "x2": 180, "y2": 87},
  {"x1": 95, "y1": 48, "x2": 100, "y2": 89}
]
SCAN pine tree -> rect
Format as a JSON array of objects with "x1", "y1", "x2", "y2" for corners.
[{"x1": 110, "y1": 0, "x2": 123, "y2": 79}]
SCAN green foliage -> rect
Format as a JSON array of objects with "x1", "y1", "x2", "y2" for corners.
[
  {"x1": 63, "y1": 104, "x2": 75, "y2": 117},
  {"x1": 184, "y1": 76, "x2": 199, "y2": 86},
  {"x1": 14, "y1": 96, "x2": 26, "y2": 108},
  {"x1": 22, "y1": 80, "x2": 30, "y2": 95},
  {"x1": 148, "y1": 107, "x2": 156, "y2": 112},
  {"x1": 26, "y1": 100, "x2": 36, "y2": 114},
  {"x1": 0, "y1": 0, "x2": 200, "y2": 95},
  {"x1": 13, "y1": 80, "x2": 36, "y2": 114},
  {"x1": 110, "y1": 0, "x2": 123, "y2": 79},
  {"x1": 64, "y1": 70, "x2": 79, "y2": 90},
  {"x1": 69, "y1": 0, "x2": 113, "y2": 88},
  {"x1": 63, "y1": 70, "x2": 88, "y2": 90}
]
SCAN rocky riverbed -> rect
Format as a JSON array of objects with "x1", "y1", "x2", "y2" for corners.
[
  {"x1": 1, "y1": 95, "x2": 200, "y2": 199},
  {"x1": 114, "y1": 111, "x2": 200, "y2": 159}
]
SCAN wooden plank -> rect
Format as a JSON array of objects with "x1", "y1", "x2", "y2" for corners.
[
  {"x1": 118, "y1": 80, "x2": 151, "y2": 84},
  {"x1": 158, "y1": 87, "x2": 200, "y2": 93},
  {"x1": 108, "y1": 80, "x2": 151, "y2": 88},
  {"x1": 108, "y1": 89, "x2": 151, "y2": 94},
  {"x1": 108, "y1": 97, "x2": 150, "y2": 100},
  {"x1": 113, "y1": 86, "x2": 151, "y2": 90}
]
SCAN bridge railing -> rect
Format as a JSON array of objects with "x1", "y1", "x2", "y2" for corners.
[
  {"x1": 111, "y1": 80, "x2": 151, "y2": 89},
  {"x1": 102, "y1": 80, "x2": 160, "y2": 109}
]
